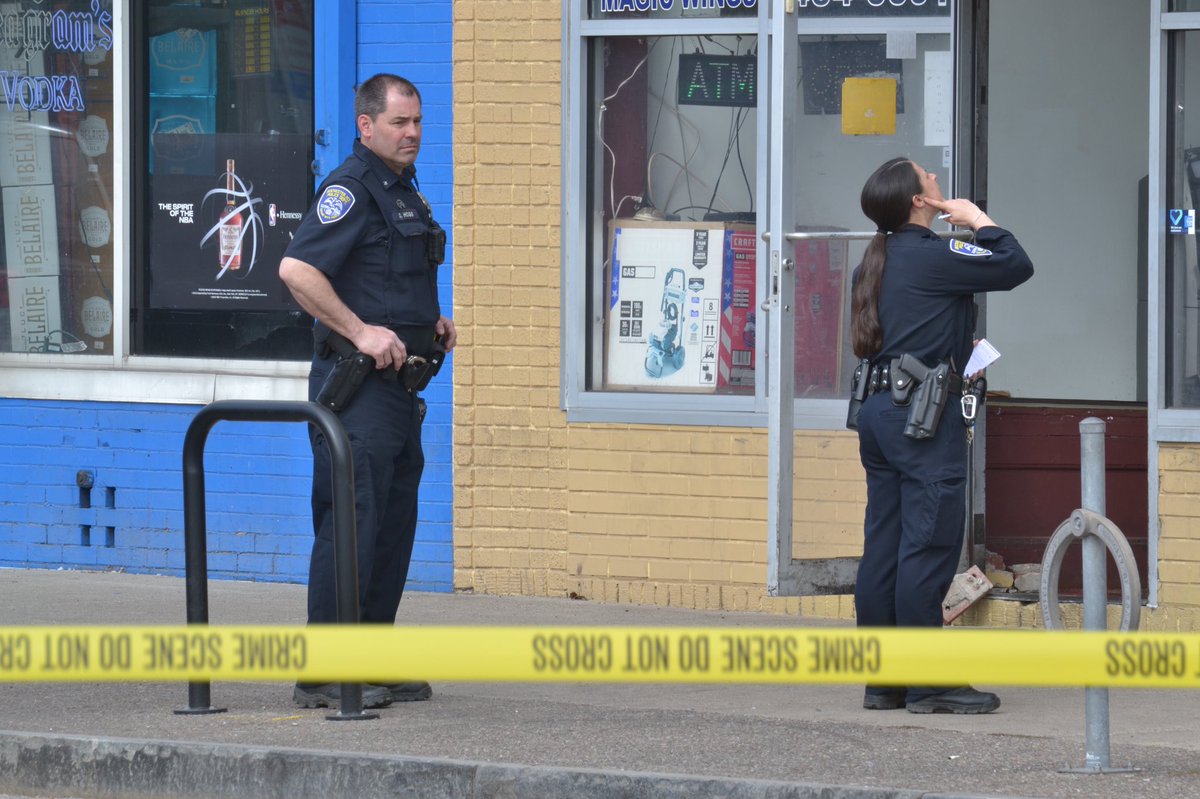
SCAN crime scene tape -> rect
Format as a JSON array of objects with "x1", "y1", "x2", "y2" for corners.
[{"x1": 3, "y1": 626, "x2": 1200, "y2": 688}]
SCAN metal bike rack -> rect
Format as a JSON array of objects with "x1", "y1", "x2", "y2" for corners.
[
  {"x1": 1039, "y1": 417, "x2": 1140, "y2": 773},
  {"x1": 176, "y1": 399, "x2": 378, "y2": 721}
]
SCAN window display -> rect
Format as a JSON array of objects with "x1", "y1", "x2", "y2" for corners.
[
  {"x1": 0, "y1": 0, "x2": 115, "y2": 354},
  {"x1": 588, "y1": 35, "x2": 759, "y2": 395},
  {"x1": 133, "y1": 0, "x2": 314, "y2": 359}
]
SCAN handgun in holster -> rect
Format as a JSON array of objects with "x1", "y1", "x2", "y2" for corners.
[
  {"x1": 846, "y1": 358, "x2": 870, "y2": 430},
  {"x1": 891, "y1": 353, "x2": 954, "y2": 440},
  {"x1": 312, "y1": 323, "x2": 397, "y2": 412},
  {"x1": 399, "y1": 337, "x2": 445, "y2": 394}
]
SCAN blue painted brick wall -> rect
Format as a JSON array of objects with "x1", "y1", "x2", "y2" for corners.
[
  {"x1": 0, "y1": 397, "x2": 453, "y2": 592},
  {"x1": 356, "y1": 0, "x2": 455, "y2": 591},
  {"x1": 0, "y1": 0, "x2": 455, "y2": 592},
  {"x1": 359, "y1": 0, "x2": 455, "y2": 352}
]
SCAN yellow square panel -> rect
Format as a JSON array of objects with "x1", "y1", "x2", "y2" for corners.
[{"x1": 841, "y1": 77, "x2": 896, "y2": 136}]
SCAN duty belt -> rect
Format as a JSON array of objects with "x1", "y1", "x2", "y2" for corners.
[
  {"x1": 313, "y1": 323, "x2": 444, "y2": 395},
  {"x1": 866, "y1": 363, "x2": 892, "y2": 395}
]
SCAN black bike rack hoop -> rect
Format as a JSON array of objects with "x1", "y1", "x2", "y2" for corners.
[{"x1": 177, "y1": 399, "x2": 377, "y2": 721}]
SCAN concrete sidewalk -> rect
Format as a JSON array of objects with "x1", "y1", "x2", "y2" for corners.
[{"x1": 0, "y1": 569, "x2": 1197, "y2": 799}]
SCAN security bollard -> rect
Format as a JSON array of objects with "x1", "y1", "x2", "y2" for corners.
[{"x1": 1040, "y1": 417, "x2": 1139, "y2": 774}]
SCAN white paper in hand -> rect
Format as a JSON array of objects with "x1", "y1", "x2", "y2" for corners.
[{"x1": 963, "y1": 338, "x2": 1000, "y2": 377}]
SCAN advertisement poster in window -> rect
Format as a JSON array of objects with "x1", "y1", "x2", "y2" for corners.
[{"x1": 147, "y1": 133, "x2": 307, "y2": 310}]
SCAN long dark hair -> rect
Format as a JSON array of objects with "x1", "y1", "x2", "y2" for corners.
[{"x1": 851, "y1": 157, "x2": 921, "y2": 358}]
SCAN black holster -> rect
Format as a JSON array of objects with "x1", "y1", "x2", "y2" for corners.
[
  {"x1": 846, "y1": 358, "x2": 869, "y2": 430},
  {"x1": 315, "y1": 352, "x2": 375, "y2": 412},
  {"x1": 891, "y1": 354, "x2": 954, "y2": 440},
  {"x1": 312, "y1": 323, "x2": 398, "y2": 412}
]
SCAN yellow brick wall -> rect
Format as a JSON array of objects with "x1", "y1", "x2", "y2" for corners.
[
  {"x1": 1157, "y1": 444, "x2": 1200, "y2": 609},
  {"x1": 452, "y1": 0, "x2": 866, "y2": 614},
  {"x1": 452, "y1": 0, "x2": 569, "y2": 599}
]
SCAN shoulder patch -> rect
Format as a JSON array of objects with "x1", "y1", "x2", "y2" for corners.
[
  {"x1": 316, "y1": 184, "x2": 356, "y2": 225},
  {"x1": 949, "y1": 238, "x2": 992, "y2": 257}
]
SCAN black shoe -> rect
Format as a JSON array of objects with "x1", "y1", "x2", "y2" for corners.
[
  {"x1": 293, "y1": 682, "x2": 393, "y2": 709},
  {"x1": 906, "y1": 687, "x2": 999, "y2": 715},
  {"x1": 379, "y1": 681, "x2": 433, "y2": 702},
  {"x1": 863, "y1": 689, "x2": 906, "y2": 710}
]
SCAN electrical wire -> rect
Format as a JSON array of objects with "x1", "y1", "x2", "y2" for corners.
[
  {"x1": 735, "y1": 103, "x2": 753, "y2": 212},
  {"x1": 704, "y1": 102, "x2": 752, "y2": 218},
  {"x1": 598, "y1": 45, "x2": 650, "y2": 219},
  {"x1": 647, "y1": 151, "x2": 716, "y2": 217},
  {"x1": 644, "y1": 97, "x2": 704, "y2": 213},
  {"x1": 644, "y1": 36, "x2": 678, "y2": 209}
]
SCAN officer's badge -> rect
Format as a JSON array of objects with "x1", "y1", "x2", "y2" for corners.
[
  {"x1": 316, "y1": 185, "x2": 355, "y2": 225},
  {"x1": 949, "y1": 239, "x2": 992, "y2": 257}
]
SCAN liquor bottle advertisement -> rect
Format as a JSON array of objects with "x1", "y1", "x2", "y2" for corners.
[{"x1": 147, "y1": 133, "x2": 307, "y2": 311}]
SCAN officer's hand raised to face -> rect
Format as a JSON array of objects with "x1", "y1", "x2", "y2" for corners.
[{"x1": 922, "y1": 196, "x2": 996, "y2": 230}]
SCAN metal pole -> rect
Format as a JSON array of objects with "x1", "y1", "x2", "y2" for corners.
[
  {"x1": 779, "y1": 230, "x2": 973, "y2": 242},
  {"x1": 177, "y1": 410, "x2": 224, "y2": 715},
  {"x1": 321, "y1": 405, "x2": 371, "y2": 721},
  {"x1": 1079, "y1": 417, "x2": 1110, "y2": 770}
]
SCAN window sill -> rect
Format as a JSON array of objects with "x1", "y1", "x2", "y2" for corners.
[{"x1": 0, "y1": 356, "x2": 309, "y2": 405}]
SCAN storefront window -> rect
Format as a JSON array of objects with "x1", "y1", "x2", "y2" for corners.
[
  {"x1": 588, "y1": 35, "x2": 759, "y2": 395},
  {"x1": 568, "y1": 2, "x2": 956, "y2": 416},
  {"x1": 0, "y1": 0, "x2": 115, "y2": 354},
  {"x1": 1165, "y1": 29, "x2": 1200, "y2": 407},
  {"x1": 132, "y1": 0, "x2": 314, "y2": 360},
  {"x1": 792, "y1": 31, "x2": 952, "y2": 399}
]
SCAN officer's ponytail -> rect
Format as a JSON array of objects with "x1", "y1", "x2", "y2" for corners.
[{"x1": 851, "y1": 157, "x2": 922, "y2": 359}]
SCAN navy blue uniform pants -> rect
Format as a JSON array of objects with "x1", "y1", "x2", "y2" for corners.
[
  {"x1": 307, "y1": 356, "x2": 424, "y2": 625},
  {"x1": 855, "y1": 391, "x2": 966, "y2": 700}
]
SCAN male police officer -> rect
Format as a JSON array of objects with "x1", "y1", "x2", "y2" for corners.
[{"x1": 279, "y1": 74, "x2": 456, "y2": 709}]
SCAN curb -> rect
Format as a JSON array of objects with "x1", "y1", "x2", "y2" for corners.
[{"x1": 0, "y1": 731, "x2": 1030, "y2": 799}]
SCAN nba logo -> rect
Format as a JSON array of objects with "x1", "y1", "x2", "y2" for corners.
[{"x1": 268, "y1": 204, "x2": 277, "y2": 226}]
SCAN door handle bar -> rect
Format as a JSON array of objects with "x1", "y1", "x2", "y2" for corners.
[{"x1": 763, "y1": 229, "x2": 973, "y2": 242}]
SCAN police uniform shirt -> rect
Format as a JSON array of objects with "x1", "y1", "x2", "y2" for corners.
[
  {"x1": 285, "y1": 139, "x2": 441, "y2": 329},
  {"x1": 868, "y1": 224, "x2": 1034, "y2": 371}
]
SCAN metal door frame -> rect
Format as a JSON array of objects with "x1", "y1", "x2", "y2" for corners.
[{"x1": 766, "y1": 0, "x2": 981, "y2": 596}]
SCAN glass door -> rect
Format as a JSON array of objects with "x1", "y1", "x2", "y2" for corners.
[{"x1": 767, "y1": 0, "x2": 959, "y2": 595}]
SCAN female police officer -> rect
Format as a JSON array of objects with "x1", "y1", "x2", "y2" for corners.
[{"x1": 850, "y1": 157, "x2": 1033, "y2": 714}]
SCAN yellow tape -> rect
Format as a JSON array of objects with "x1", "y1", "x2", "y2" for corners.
[{"x1": 3, "y1": 626, "x2": 1200, "y2": 688}]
